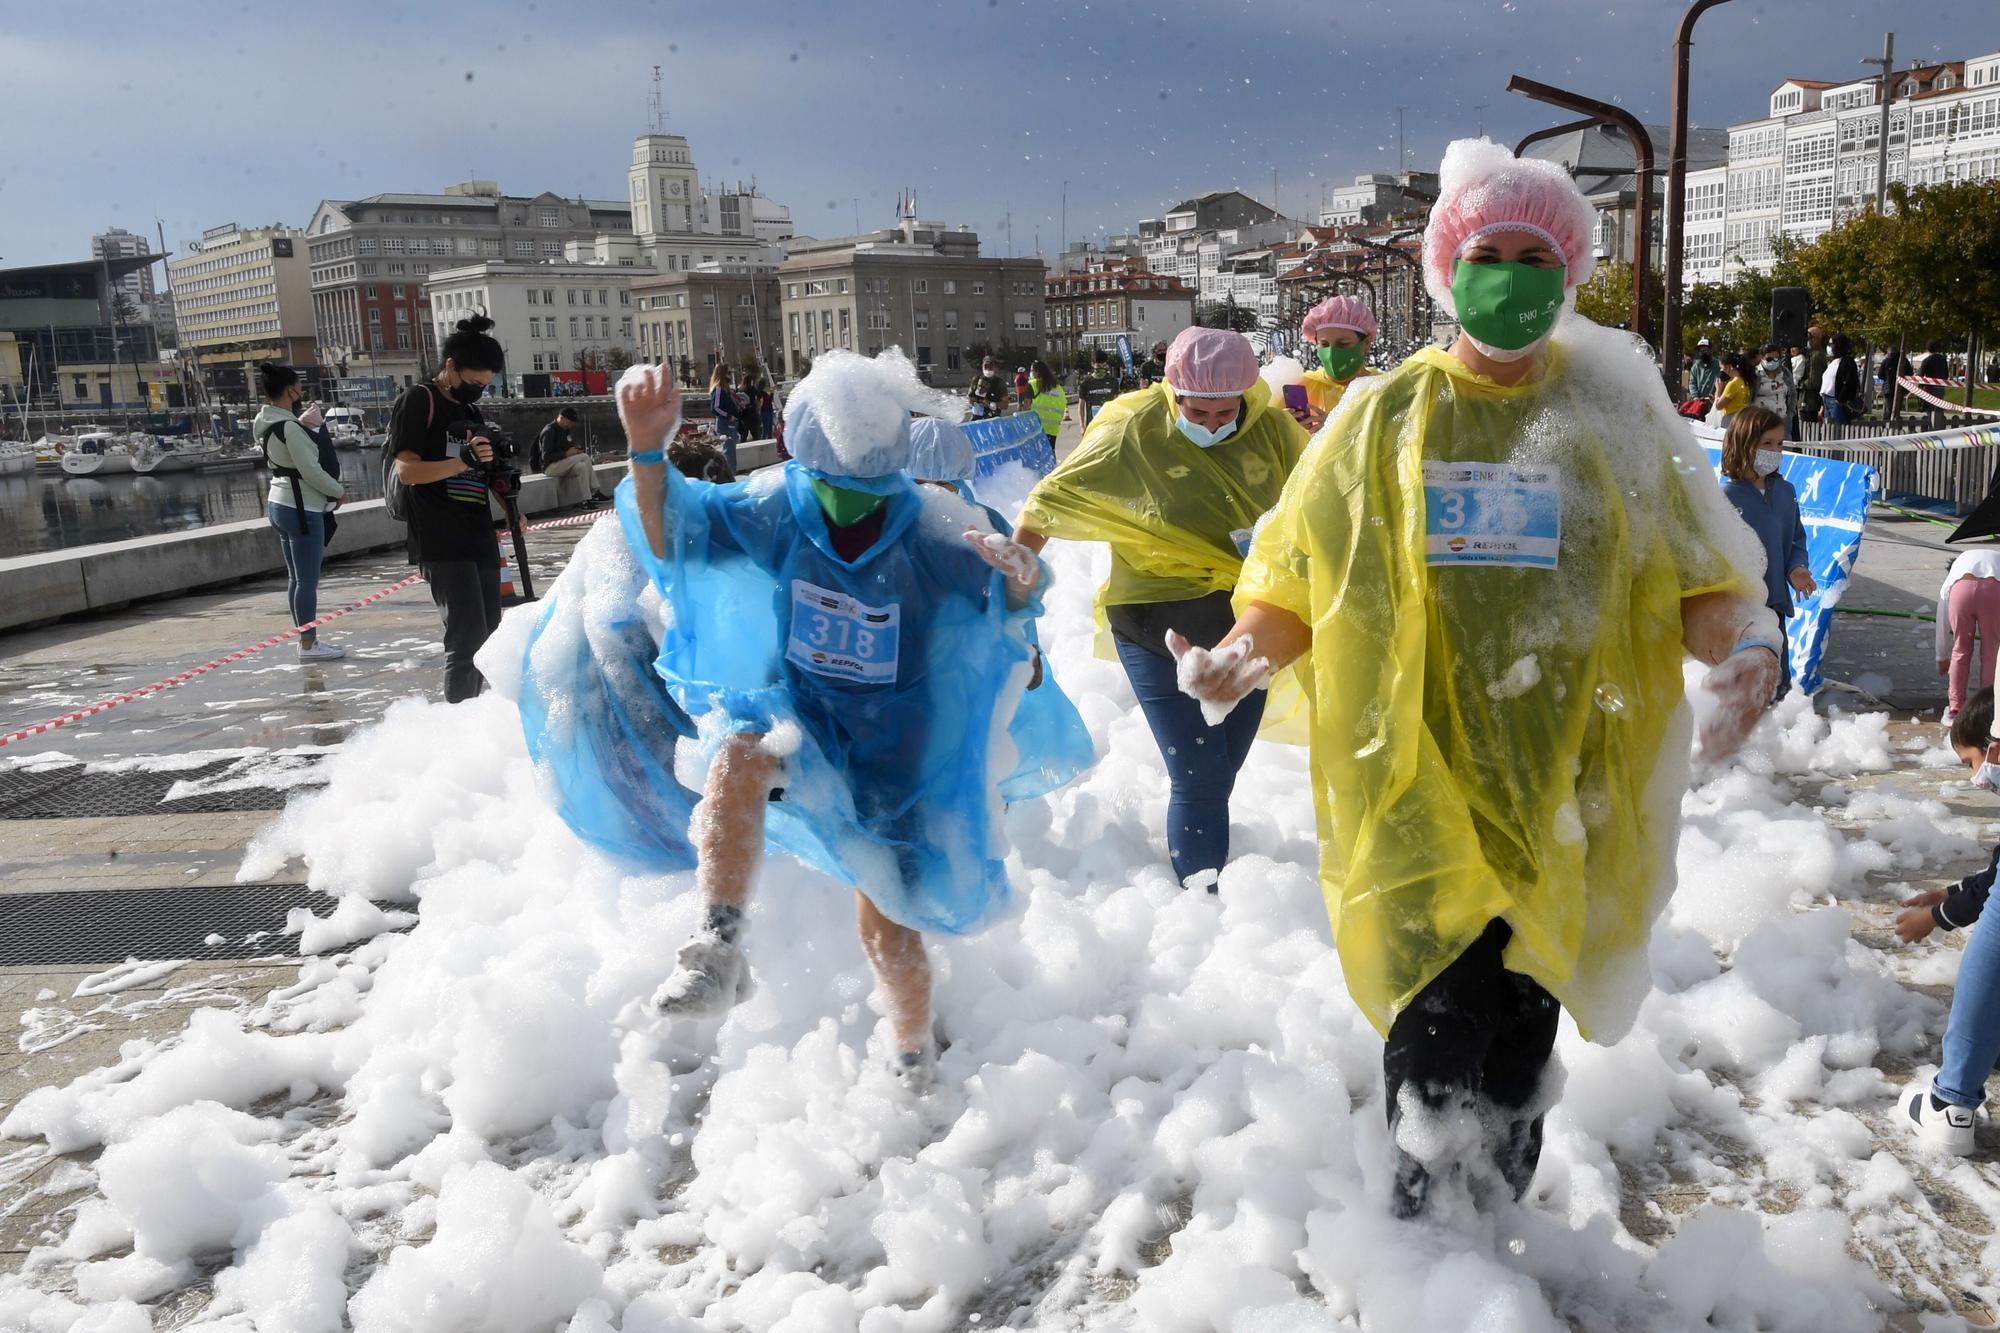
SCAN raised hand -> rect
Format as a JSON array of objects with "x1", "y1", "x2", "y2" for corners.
[
  {"x1": 617, "y1": 363, "x2": 683, "y2": 456},
  {"x1": 964, "y1": 529, "x2": 1042, "y2": 591},
  {"x1": 1168, "y1": 630, "x2": 1271, "y2": 727}
]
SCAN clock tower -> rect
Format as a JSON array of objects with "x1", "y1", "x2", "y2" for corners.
[{"x1": 630, "y1": 133, "x2": 700, "y2": 242}]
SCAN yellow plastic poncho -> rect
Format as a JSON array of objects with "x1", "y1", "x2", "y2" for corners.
[
  {"x1": 1301, "y1": 365, "x2": 1374, "y2": 416},
  {"x1": 1020, "y1": 378, "x2": 1312, "y2": 739},
  {"x1": 1238, "y1": 337, "x2": 1760, "y2": 1042}
]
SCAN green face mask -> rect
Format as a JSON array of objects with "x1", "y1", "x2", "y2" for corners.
[
  {"x1": 811, "y1": 478, "x2": 885, "y2": 527},
  {"x1": 1317, "y1": 342, "x2": 1368, "y2": 381},
  {"x1": 1450, "y1": 259, "x2": 1568, "y2": 353}
]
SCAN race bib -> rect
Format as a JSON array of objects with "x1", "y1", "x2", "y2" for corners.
[
  {"x1": 786, "y1": 580, "x2": 901, "y2": 684},
  {"x1": 1422, "y1": 462, "x2": 1560, "y2": 570}
]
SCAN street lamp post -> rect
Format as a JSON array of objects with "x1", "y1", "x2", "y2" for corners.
[
  {"x1": 1507, "y1": 76, "x2": 1656, "y2": 351},
  {"x1": 1662, "y1": 0, "x2": 1737, "y2": 396}
]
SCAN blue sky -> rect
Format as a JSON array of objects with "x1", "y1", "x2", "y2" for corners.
[{"x1": 2, "y1": 0, "x2": 1991, "y2": 269}]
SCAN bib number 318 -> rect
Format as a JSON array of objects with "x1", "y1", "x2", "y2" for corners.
[{"x1": 786, "y1": 580, "x2": 901, "y2": 684}]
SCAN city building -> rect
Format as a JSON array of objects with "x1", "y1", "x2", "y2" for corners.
[
  {"x1": 1520, "y1": 123, "x2": 1727, "y2": 274},
  {"x1": 1135, "y1": 192, "x2": 1300, "y2": 313},
  {"x1": 305, "y1": 183, "x2": 633, "y2": 387},
  {"x1": 0, "y1": 257, "x2": 162, "y2": 404},
  {"x1": 424, "y1": 261, "x2": 638, "y2": 387},
  {"x1": 90, "y1": 227, "x2": 157, "y2": 307},
  {"x1": 628, "y1": 132, "x2": 793, "y2": 273},
  {"x1": 776, "y1": 207, "x2": 1047, "y2": 385},
  {"x1": 56, "y1": 360, "x2": 167, "y2": 412},
  {"x1": 166, "y1": 223, "x2": 316, "y2": 396},
  {"x1": 1052, "y1": 235, "x2": 1143, "y2": 275},
  {"x1": 630, "y1": 266, "x2": 787, "y2": 384},
  {"x1": 1681, "y1": 48, "x2": 2000, "y2": 286},
  {"x1": 1318, "y1": 171, "x2": 1439, "y2": 228},
  {"x1": 1276, "y1": 224, "x2": 1431, "y2": 351},
  {"x1": 1044, "y1": 260, "x2": 1194, "y2": 362}
]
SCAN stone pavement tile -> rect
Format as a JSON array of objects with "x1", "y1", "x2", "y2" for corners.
[{"x1": 0, "y1": 811, "x2": 286, "y2": 896}]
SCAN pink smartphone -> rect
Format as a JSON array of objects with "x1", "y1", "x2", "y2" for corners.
[{"x1": 1282, "y1": 384, "x2": 1309, "y2": 414}]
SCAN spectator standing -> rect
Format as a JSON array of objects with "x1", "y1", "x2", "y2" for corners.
[
  {"x1": 1687, "y1": 338, "x2": 1719, "y2": 401},
  {"x1": 254, "y1": 363, "x2": 346, "y2": 662},
  {"x1": 1919, "y1": 342, "x2": 1951, "y2": 381},
  {"x1": 1718, "y1": 406, "x2": 1813, "y2": 697},
  {"x1": 534, "y1": 407, "x2": 605, "y2": 509},
  {"x1": 968, "y1": 356, "x2": 1009, "y2": 419},
  {"x1": 1014, "y1": 366, "x2": 1032, "y2": 411},
  {"x1": 1821, "y1": 334, "x2": 1863, "y2": 425},
  {"x1": 391, "y1": 315, "x2": 507, "y2": 702},
  {"x1": 1938, "y1": 550, "x2": 2000, "y2": 725},
  {"x1": 1800, "y1": 325, "x2": 1830, "y2": 423},
  {"x1": 708, "y1": 364, "x2": 742, "y2": 469},
  {"x1": 1714, "y1": 352, "x2": 1752, "y2": 424},
  {"x1": 1752, "y1": 344, "x2": 1799, "y2": 433}
]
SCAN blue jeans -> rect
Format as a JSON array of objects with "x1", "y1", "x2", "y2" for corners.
[
  {"x1": 1935, "y1": 912, "x2": 2000, "y2": 1107},
  {"x1": 1114, "y1": 636, "x2": 1266, "y2": 886},
  {"x1": 1821, "y1": 393, "x2": 1850, "y2": 425},
  {"x1": 268, "y1": 503, "x2": 326, "y2": 633}
]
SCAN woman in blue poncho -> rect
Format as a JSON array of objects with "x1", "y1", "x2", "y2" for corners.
[{"x1": 600, "y1": 353, "x2": 1083, "y2": 1087}]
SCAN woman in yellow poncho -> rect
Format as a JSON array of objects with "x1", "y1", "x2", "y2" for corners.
[
  {"x1": 1295, "y1": 293, "x2": 1379, "y2": 430},
  {"x1": 1012, "y1": 327, "x2": 1310, "y2": 888},
  {"x1": 1173, "y1": 139, "x2": 1783, "y2": 1218}
]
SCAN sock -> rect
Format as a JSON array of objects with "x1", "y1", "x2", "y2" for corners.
[{"x1": 702, "y1": 902, "x2": 744, "y2": 945}]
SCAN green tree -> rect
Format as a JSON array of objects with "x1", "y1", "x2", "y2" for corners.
[
  {"x1": 1882, "y1": 180, "x2": 2000, "y2": 404},
  {"x1": 1680, "y1": 280, "x2": 1737, "y2": 353},
  {"x1": 1571, "y1": 262, "x2": 1664, "y2": 338},
  {"x1": 1782, "y1": 215, "x2": 1895, "y2": 345},
  {"x1": 603, "y1": 346, "x2": 634, "y2": 379}
]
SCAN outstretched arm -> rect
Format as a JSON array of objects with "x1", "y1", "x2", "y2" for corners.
[
  {"x1": 1169, "y1": 601, "x2": 1312, "y2": 726},
  {"x1": 618, "y1": 365, "x2": 684, "y2": 560}
]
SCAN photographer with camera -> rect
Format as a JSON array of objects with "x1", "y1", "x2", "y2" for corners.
[{"x1": 390, "y1": 314, "x2": 508, "y2": 702}]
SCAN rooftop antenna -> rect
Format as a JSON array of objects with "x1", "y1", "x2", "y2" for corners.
[{"x1": 648, "y1": 65, "x2": 667, "y2": 133}]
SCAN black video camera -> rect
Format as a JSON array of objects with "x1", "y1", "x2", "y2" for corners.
[{"x1": 449, "y1": 421, "x2": 524, "y2": 499}]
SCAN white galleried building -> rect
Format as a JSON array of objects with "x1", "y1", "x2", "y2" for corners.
[
  {"x1": 1682, "y1": 50, "x2": 2000, "y2": 286},
  {"x1": 425, "y1": 262, "x2": 636, "y2": 381}
]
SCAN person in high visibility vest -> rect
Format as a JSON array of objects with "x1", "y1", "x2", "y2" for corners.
[{"x1": 1027, "y1": 359, "x2": 1066, "y2": 452}]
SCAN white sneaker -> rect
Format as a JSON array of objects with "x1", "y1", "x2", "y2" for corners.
[
  {"x1": 298, "y1": 640, "x2": 346, "y2": 662},
  {"x1": 1904, "y1": 1086, "x2": 1975, "y2": 1155}
]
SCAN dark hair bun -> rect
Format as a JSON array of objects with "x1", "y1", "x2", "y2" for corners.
[
  {"x1": 256, "y1": 361, "x2": 300, "y2": 398},
  {"x1": 457, "y1": 314, "x2": 494, "y2": 335}
]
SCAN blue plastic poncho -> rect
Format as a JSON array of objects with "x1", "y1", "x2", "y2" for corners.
[{"x1": 518, "y1": 459, "x2": 1094, "y2": 935}]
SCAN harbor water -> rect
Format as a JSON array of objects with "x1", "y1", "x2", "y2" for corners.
[{"x1": 0, "y1": 456, "x2": 386, "y2": 559}]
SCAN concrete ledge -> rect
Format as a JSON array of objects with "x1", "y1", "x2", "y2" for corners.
[{"x1": 0, "y1": 461, "x2": 636, "y2": 633}]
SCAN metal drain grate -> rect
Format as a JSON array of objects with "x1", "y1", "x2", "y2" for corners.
[
  {"x1": 0, "y1": 763, "x2": 320, "y2": 820},
  {"x1": 0, "y1": 883, "x2": 345, "y2": 966}
]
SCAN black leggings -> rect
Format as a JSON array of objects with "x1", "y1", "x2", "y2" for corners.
[
  {"x1": 1383, "y1": 919, "x2": 1561, "y2": 1218},
  {"x1": 422, "y1": 560, "x2": 502, "y2": 703}
]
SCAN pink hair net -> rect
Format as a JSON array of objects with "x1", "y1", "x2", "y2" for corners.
[
  {"x1": 1300, "y1": 294, "x2": 1378, "y2": 343},
  {"x1": 1164, "y1": 327, "x2": 1259, "y2": 399},
  {"x1": 1422, "y1": 138, "x2": 1598, "y2": 317}
]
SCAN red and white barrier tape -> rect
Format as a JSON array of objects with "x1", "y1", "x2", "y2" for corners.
[{"x1": 0, "y1": 508, "x2": 616, "y2": 751}]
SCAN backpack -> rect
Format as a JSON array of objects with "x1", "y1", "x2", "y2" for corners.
[
  {"x1": 258, "y1": 419, "x2": 308, "y2": 514},
  {"x1": 382, "y1": 385, "x2": 433, "y2": 523}
]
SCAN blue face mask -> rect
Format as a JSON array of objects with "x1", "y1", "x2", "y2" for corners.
[{"x1": 1176, "y1": 415, "x2": 1238, "y2": 448}]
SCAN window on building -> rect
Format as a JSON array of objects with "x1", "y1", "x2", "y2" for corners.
[
  {"x1": 1012, "y1": 311, "x2": 1036, "y2": 331},
  {"x1": 619, "y1": 290, "x2": 631, "y2": 305},
  {"x1": 357, "y1": 239, "x2": 377, "y2": 255},
  {"x1": 596, "y1": 289, "x2": 608, "y2": 305},
  {"x1": 72, "y1": 375, "x2": 87, "y2": 397},
  {"x1": 481, "y1": 239, "x2": 501, "y2": 256},
  {"x1": 836, "y1": 279, "x2": 850, "y2": 294},
  {"x1": 913, "y1": 279, "x2": 928, "y2": 294},
  {"x1": 391, "y1": 284, "x2": 406, "y2": 298},
  {"x1": 973, "y1": 310, "x2": 988, "y2": 331},
  {"x1": 368, "y1": 309, "x2": 382, "y2": 325},
  {"x1": 621, "y1": 318, "x2": 632, "y2": 338},
  {"x1": 914, "y1": 310, "x2": 930, "y2": 331},
  {"x1": 514, "y1": 241, "x2": 535, "y2": 257},
  {"x1": 916, "y1": 345, "x2": 931, "y2": 365},
  {"x1": 527, "y1": 289, "x2": 539, "y2": 305},
  {"x1": 540, "y1": 207, "x2": 562, "y2": 227},
  {"x1": 569, "y1": 317, "x2": 580, "y2": 338},
  {"x1": 365, "y1": 284, "x2": 380, "y2": 299},
  {"x1": 702, "y1": 293, "x2": 716, "y2": 306},
  {"x1": 972, "y1": 281, "x2": 986, "y2": 295},
  {"x1": 542, "y1": 241, "x2": 562, "y2": 256},
  {"x1": 543, "y1": 289, "x2": 555, "y2": 304},
  {"x1": 787, "y1": 283, "x2": 800, "y2": 299},
  {"x1": 397, "y1": 330, "x2": 411, "y2": 349}
]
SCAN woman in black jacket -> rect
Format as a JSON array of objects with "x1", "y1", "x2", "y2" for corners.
[{"x1": 1821, "y1": 334, "x2": 1863, "y2": 425}]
